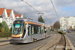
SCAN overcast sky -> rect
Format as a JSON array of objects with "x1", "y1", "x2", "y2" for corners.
[{"x1": 0, "y1": 0, "x2": 75, "y2": 25}]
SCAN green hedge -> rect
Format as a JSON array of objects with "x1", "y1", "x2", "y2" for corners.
[
  {"x1": 57, "y1": 31, "x2": 66, "y2": 34},
  {"x1": 0, "y1": 32, "x2": 12, "y2": 37}
]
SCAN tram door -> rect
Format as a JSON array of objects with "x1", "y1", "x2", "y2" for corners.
[
  {"x1": 28, "y1": 25, "x2": 31, "y2": 36},
  {"x1": 28, "y1": 25, "x2": 32, "y2": 41}
]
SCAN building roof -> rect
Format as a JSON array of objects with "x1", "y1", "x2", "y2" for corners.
[
  {"x1": 15, "y1": 14, "x2": 22, "y2": 18},
  {"x1": 6, "y1": 9, "x2": 12, "y2": 17},
  {"x1": 0, "y1": 8, "x2": 5, "y2": 16}
]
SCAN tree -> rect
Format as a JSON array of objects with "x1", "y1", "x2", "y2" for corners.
[
  {"x1": 38, "y1": 15, "x2": 45, "y2": 23},
  {"x1": 0, "y1": 23, "x2": 3, "y2": 27},
  {"x1": 2, "y1": 21, "x2": 9, "y2": 32},
  {"x1": 9, "y1": 27, "x2": 12, "y2": 32},
  {"x1": 53, "y1": 21, "x2": 60, "y2": 29},
  {"x1": 0, "y1": 23, "x2": 3, "y2": 32},
  {"x1": 1, "y1": 27, "x2": 5, "y2": 32}
]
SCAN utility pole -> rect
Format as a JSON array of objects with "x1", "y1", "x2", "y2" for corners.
[{"x1": 38, "y1": 13, "x2": 44, "y2": 18}]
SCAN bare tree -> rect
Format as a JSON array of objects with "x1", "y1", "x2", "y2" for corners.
[{"x1": 53, "y1": 21, "x2": 60, "y2": 29}]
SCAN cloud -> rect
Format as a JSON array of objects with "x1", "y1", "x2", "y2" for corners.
[
  {"x1": 54, "y1": 0, "x2": 75, "y2": 7},
  {"x1": 0, "y1": 0, "x2": 75, "y2": 25}
]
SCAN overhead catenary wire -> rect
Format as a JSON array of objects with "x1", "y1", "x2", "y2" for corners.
[
  {"x1": 21, "y1": 0, "x2": 53, "y2": 25},
  {"x1": 44, "y1": 16, "x2": 52, "y2": 23},
  {"x1": 21, "y1": 0, "x2": 40, "y2": 13},
  {"x1": 49, "y1": 0, "x2": 59, "y2": 20}
]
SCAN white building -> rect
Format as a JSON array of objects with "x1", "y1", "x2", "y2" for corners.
[
  {"x1": 0, "y1": 8, "x2": 15, "y2": 28},
  {"x1": 60, "y1": 16, "x2": 75, "y2": 30},
  {"x1": 0, "y1": 8, "x2": 23, "y2": 28},
  {"x1": 0, "y1": 8, "x2": 6, "y2": 23}
]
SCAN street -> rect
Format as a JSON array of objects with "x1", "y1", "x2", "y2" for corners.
[
  {"x1": 0, "y1": 33, "x2": 56, "y2": 50},
  {"x1": 66, "y1": 31, "x2": 75, "y2": 47}
]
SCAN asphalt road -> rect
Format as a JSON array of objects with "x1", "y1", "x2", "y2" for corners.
[
  {"x1": 0, "y1": 40, "x2": 10, "y2": 43},
  {"x1": 0, "y1": 33, "x2": 56, "y2": 50},
  {"x1": 66, "y1": 31, "x2": 75, "y2": 47}
]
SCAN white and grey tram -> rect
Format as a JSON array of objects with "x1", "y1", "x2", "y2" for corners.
[{"x1": 10, "y1": 18, "x2": 51, "y2": 43}]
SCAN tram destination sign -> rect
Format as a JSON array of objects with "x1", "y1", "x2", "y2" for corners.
[{"x1": 14, "y1": 21, "x2": 23, "y2": 24}]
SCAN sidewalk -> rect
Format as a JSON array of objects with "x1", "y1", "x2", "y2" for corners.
[
  {"x1": 0, "y1": 37, "x2": 11, "y2": 41},
  {"x1": 65, "y1": 35, "x2": 75, "y2": 50},
  {"x1": 0, "y1": 37, "x2": 11, "y2": 46}
]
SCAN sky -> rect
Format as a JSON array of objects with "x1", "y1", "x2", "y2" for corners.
[{"x1": 0, "y1": 0, "x2": 75, "y2": 25}]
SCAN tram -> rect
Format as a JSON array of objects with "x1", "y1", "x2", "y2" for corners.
[{"x1": 10, "y1": 18, "x2": 51, "y2": 43}]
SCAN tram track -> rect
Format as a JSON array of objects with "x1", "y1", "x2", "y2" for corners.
[
  {"x1": 15, "y1": 34, "x2": 55, "y2": 50},
  {"x1": 0, "y1": 33, "x2": 56, "y2": 50},
  {"x1": 14, "y1": 43, "x2": 34, "y2": 50},
  {"x1": 54, "y1": 34, "x2": 66, "y2": 50},
  {"x1": 35, "y1": 34, "x2": 57, "y2": 50},
  {"x1": 35, "y1": 34, "x2": 66, "y2": 50},
  {"x1": 0, "y1": 35, "x2": 50, "y2": 47},
  {"x1": 11, "y1": 34, "x2": 56, "y2": 50},
  {"x1": 47, "y1": 34, "x2": 66, "y2": 50}
]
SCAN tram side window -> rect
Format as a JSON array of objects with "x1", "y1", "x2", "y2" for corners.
[
  {"x1": 31, "y1": 25, "x2": 41, "y2": 34},
  {"x1": 46, "y1": 28, "x2": 47, "y2": 33},
  {"x1": 47, "y1": 28, "x2": 50, "y2": 34},
  {"x1": 47, "y1": 28, "x2": 49, "y2": 34},
  {"x1": 34, "y1": 26, "x2": 38, "y2": 34},
  {"x1": 31, "y1": 26, "x2": 34, "y2": 34},
  {"x1": 48, "y1": 28, "x2": 50, "y2": 33},
  {"x1": 41, "y1": 27, "x2": 44, "y2": 34},
  {"x1": 28, "y1": 26, "x2": 31, "y2": 36},
  {"x1": 38, "y1": 27, "x2": 40, "y2": 34},
  {"x1": 49, "y1": 28, "x2": 50, "y2": 33}
]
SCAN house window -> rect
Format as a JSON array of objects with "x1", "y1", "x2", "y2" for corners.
[
  {"x1": 7, "y1": 13, "x2": 9, "y2": 15},
  {"x1": 0, "y1": 15, "x2": 2, "y2": 17}
]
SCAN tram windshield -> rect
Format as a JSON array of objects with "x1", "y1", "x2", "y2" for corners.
[{"x1": 12, "y1": 24, "x2": 24, "y2": 35}]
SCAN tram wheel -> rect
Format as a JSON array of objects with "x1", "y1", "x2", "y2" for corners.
[
  {"x1": 10, "y1": 43, "x2": 13, "y2": 44},
  {"x1": 34, "y1": 39, "x2": 37, "y2": 42},
  {"x1": 33, "y1": 38, "x2": 37, "y2": 42}
]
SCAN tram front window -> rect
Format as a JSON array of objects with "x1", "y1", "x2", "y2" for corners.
[{"x1": 12, "y1": 24, "x2": 24, "y2": 35}]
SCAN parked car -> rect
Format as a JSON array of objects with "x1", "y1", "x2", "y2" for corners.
[{"x1": 67, "y1": 30, "x2": 71, "y2": 33}]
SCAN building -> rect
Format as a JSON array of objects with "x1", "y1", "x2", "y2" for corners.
[
  {"x1": 3, "y1": 9, "x2": 15, "y2": 28},
  {"x1": 0, "y1": 8, "x2": 15, "y2": 28},
  {"x1": 0, "y1": 8, "x2": 23, "y2": 28},
  {"x1": 15, "y1": 14, "x2": 23, "y2": 18},
  {"x1": 60, "y1": 16, "x2": 75, "y2": 31},
  {"x1": 0, "y1": 8, "x2": 7, "y2": 23}
]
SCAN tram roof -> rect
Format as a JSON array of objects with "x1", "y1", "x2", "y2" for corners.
[
  {"x1": 16, "y1": 18, "x2": 44, "y2": 26},
  {"x1": 16, "y1": 18, "x2": 50, "y2": 27}
]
